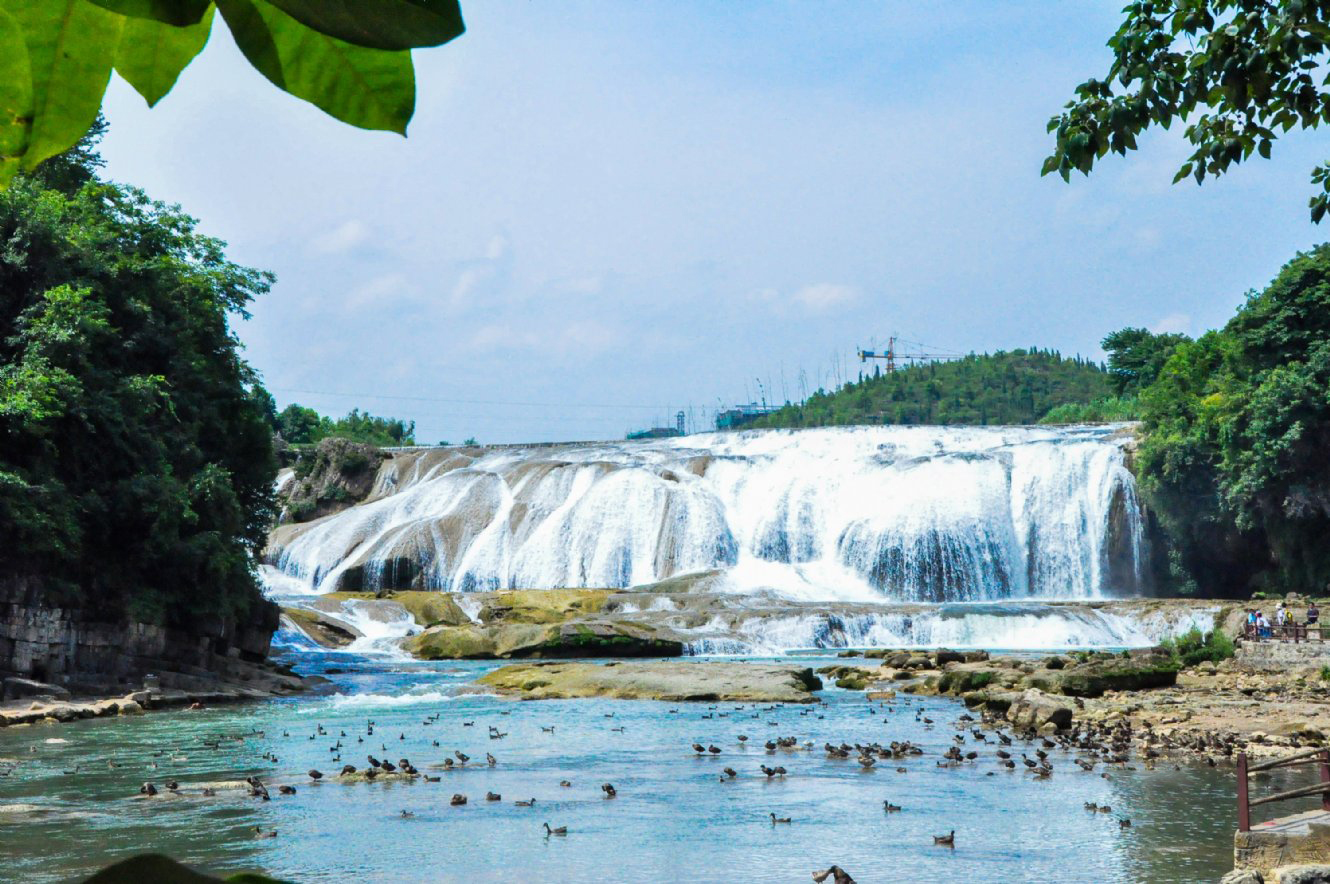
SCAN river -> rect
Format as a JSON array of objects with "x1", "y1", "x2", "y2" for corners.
[{"x1": 0, "y1": 637, "x2": 1259, "y2": 883}]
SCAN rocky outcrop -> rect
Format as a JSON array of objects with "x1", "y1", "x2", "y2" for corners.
[
  {"x1": 478, "y1": 661, "x2": 823, "y2": 703},
  {"x1": 407, "y1": 619, "x2": 684, "y2": 659},
  {"x1": 278, "y1": 438, "x2": 386, "y2": 524},
  {"x1": 0, "y1": 575, "x2": 282, "y2": 696},
  {"x1": 1005, "y1": 688, "x2": 1074, "y2": 731}
]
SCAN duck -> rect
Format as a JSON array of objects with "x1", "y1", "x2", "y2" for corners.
[
  {"x1": 515, "y1": 798, "x2": 535, "y2": 807},
  {"x1": 450, "y1": 794, "x2": 467, "y2": 806},
  {"x1": 883, "y1": 801, "x2": 902, "y2": 813},
  {"x1": 722, "y1": 767, "x2": 737, "y2": 779},
  {"x1": 278, "y1": 785, "x2": 297, "y2": 795},
  {"x1": 339, "y1": 765, "x2": 357, "y2": 776},
  {"x1": 692, "y1": 743, "x2": 706, "y2": 754},
  {"x1": 559, "y1": 780, "x2": 572, "y2": 787},
  {"x1": 601, "y1": 783, "x2": 616, "y2": 798},
  {"x1": 308, "y1": 769, "x2": 324, "y2": 780},
  {"x1": 812, "y1": 865, "x2": 856, "y2": 884},
  {"x1": 708, "y1": 745, "x2": 722, "y2": 755},
  {"x1": 932, "y1": 830, "x2": 955, "y2": 847},
  {"x1": 455, "y1": 751, "x2": 469, "y2": 764},
  {"x1": 253, "y1": 826, "x2": 277, "y2": 839},
  {"x1": 486, "y1": 792, "x2": 501, "y2": 802},
  {"x1": 769, "y1": 812, "x2": 792, "y2": 824},
  {"x1": 423, "y1": 775, "x2": 441, "y2": 783},
  {"x1": 1084, "y1": 802, "x2": 1099, "y2": 812},
  {"x1": 1119, "y1": 818, "x2": 1131, "y2": 828},
  {"x1": 400, "y1": 810, "x2": 414, "y2": 818},
  {"x1": 544, "y1": 822, "x2": 567, "y2": 836},
  {"x1": 140, "y1": 782, "x2": 157, "y2": 797},
  {"x1": 486, "y1": 753, "x2": 497, "y2": 766}
]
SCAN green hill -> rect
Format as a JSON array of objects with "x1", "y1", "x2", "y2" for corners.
[{"x1": 745, "y1": 349, "x2": 1113, "y2": 429}]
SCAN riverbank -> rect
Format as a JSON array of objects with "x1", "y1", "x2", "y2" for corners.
[{"x1": 0, "y1": 664, "x2": 312, "y2": 729}]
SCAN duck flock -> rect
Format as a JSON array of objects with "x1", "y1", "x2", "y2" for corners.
[{"x1": 20, "y1": 684, "x2": 1198, "y2": 884}]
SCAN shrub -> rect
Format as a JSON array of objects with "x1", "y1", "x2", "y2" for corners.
[{"x1": 1161, "y1": 627, "x2": 1235, "y2": 667}]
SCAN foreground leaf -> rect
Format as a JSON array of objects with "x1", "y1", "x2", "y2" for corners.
[
  {"x1": 87, "y1": 0, "x2": 210, "y2": 26},
  {"x1": 217, "y1": 0, "x2": 414, "y2": 134},
  {"x1": 264, "y1": 0, "x2": 463, "y2": 50},
  {"x1": 115, "y1": 4, "x2": 214, "y2": 106},
  {"x1": 0, "y1": 7, "x2": 33, "y2": 185},
  {"x1": 3, "y1": 0, "x2": 124, "y2": 170}
]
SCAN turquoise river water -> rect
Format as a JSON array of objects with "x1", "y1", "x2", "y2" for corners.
[{"x1": 0, "y1": 637, "x2": 1278, "y2": 883}]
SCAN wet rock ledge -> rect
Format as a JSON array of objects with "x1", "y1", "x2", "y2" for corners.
[{"x1": 478, "y1": 661, "x2": 824, "y2": 703}]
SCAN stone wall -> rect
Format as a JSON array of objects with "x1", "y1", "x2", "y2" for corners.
[
  {"x1": 1237, "y1": 641, "x2": 1330, "y2": 668},
  {"x1": 0, "y1": 576, "x2": 278, "y2": 694}
]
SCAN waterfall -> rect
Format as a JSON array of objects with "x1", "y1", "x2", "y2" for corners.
[{"x1": 268, "y1": 424, "x2": 1148, "y2": 602}]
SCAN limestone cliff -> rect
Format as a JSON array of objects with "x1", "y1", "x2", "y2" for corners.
[{"x1": 0, "y1": 576, "x2": 281, "y2": 695}]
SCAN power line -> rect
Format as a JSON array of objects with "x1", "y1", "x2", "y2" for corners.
[{"x1": 269, "y1": 387, "x2": 678, "y2": 410}]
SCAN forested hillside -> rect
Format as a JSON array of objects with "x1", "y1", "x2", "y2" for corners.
[{"x1": 746, "y1": 350, "x2": 1112, "y2": 429}]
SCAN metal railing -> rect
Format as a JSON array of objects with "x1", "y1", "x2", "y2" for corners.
[
  {"x1": 1236, "y1": 748, "x2": 1330, "y2": 832},
  {"x1": 1241, "y1": 622, "x2": 1325, "y2": 643}
]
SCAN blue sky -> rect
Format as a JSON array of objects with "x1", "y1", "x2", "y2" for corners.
[{"x1": 100, "y1": 2, "x2": 1328, "y2": 443}]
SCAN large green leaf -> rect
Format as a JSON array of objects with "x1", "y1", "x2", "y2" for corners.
[
  {"x1": 115, "y1": 5, "x2": 214, "y2": 106},
  {"x1": 217, "y1": 0, "x2": 414, "y2": 134},
  {"x1": 87, "y1": 0, "x2": 210, "y2": 26},
  {"x1": 264, "y1": 0, "x2": 462, "y2": 50},
  {"x1": 2, "y1": 0, "x2": 124, "y2": 171},
  {"x1": 0, "y1": 7, "x2": 34, "y2": 185}
]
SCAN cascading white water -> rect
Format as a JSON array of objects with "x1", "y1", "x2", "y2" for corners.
[
  {"x1": 679, "y1": 603, "x2": 1218, "y2": 655},
  {"x1": 269, "y1": 424, "x2": 1148, "y2": 603}
]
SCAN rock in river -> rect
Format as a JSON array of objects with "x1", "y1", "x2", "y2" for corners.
[{"x1": 478, "y1": 661, "x2": 823, "y2": 703}]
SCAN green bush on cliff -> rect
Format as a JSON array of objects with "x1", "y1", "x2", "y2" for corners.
[{"x1": 0, "y1": 126, "x2": 276, "y2": 625}]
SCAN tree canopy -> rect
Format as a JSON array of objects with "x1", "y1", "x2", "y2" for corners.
[
  {"x1": 0, "y1": 0, "x2": 464, "y2": 188},
  {"x1": 744, "y1": 350, "x2": 1112, "y2": 430},
  {"x1": 275, "y1": 403, "x2": 416, "y2": 447},
  {"x1": 1046, "y1": 0, "x2": 1330, "y2": 221},
  {"x1": 1135, "y1": 243, "x2": 1330, "y2": 595},
  {"x1": 0, "y1": 132, "x2": 277, "y2": 624}
]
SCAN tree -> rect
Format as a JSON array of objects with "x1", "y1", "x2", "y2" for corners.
[
  {"x1": 1045, "y1": 1, "x2": 1330, "y2": 221},
  {"x1": 0, "y1": 168, "x2": 278, "y2": 624},
  {"x1": 1102, "y1": 327, "x2": 1191, "y2": 395},
  {"x1": 1136, "y1": 244, "x2": 1330, "y2": 595},
  {"x1": 0, "y1": 0, "x2": 465, "y2": 187}
]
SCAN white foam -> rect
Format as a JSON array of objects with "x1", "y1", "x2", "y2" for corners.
[{"x1": 270, "y1": 425, "x2": 1149, "y2": 604}]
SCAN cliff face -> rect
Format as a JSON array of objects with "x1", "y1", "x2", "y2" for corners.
[{"x1": 0, "y1": 576, "x2": 279, "y2": 694}]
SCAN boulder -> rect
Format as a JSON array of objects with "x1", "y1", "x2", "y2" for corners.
[
  {"x1": 1220, "y1": 870, "x2": 1264, "y2": 884},
  {"x1": 934, "y1": 649, "x2": 965, "y2": 665},
  {"x1": 1006, "y1": 688, "x2": 1073, "y2": 731},
  {"x1": 1054, "y1": 655, "x2": 1179, "y2": 698},
  {"x1": 1271, "y1": 867, "x2": 1330, "y2": 884}
]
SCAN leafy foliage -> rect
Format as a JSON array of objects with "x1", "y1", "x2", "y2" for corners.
[
  {"x1": 1038, "y1": 395, "x2": 1141, "y2": 424},
  {"x1": 1102, "y1": 327, "x2": 1191, "y2": 395},
  {"x1": 0, "y1": 145, "x2": 277, "y2": 623},
  {"x1": 0, "y1": 0, "x2": 464, "y2": 187},
  {"x1": 1046, "y1": 1, "x2": 1330, "y2": 222},
  {"x1": 746, "y1": 350, "x2": 1112, "y2": 429},
  {"x1": 276, "y1": 404, "x2": 415, "y2": 447},
  {"x1": 1135, "y1": 244, "x2": 1330, "y2": 596},
  {"x1": 1159, "y1": 626, "x2": 1235, "y2": 666}
]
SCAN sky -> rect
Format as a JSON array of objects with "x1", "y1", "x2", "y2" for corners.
[{"x1": 100, "y1": 2, "x2": 1330, "y2": 444}]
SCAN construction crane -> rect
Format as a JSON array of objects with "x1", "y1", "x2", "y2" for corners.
[{"x1": 856, "y1": 336, "x2": 962, "y2": 373}]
